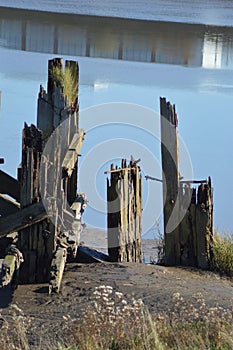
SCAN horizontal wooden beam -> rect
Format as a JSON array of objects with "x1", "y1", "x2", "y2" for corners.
[
  {"x1": 0, "y1": 194, "x2": 20, "y2": 217},
  {"x1": 0, "y1": 170, "x2": 20, "y2": 202},
  {"x1": 0, "y1": 201, "x2": 47, "y2": 238},
  {"x1": 104, "y1": 167, "x2": 131, "y2": 175},
  {"x1": 62, "y1": 129, "x2": 85, "y2": 177},
  {"x1": 145, "y1": 175, "x2": 163, "y2": 182},
  {"x1": 180, "y1": 180, "x2": 207, "y2": 184},
  {"x1": 145, "y1": 175, "x2": 207, "y2": 185}
]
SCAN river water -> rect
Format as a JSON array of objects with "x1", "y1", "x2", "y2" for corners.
[
  {"x1": 1, "y1": 0, "x2": 233, "y2": 26},
  {"x1": 0, "y1": 4, "x2": 233, "y2": 235}
]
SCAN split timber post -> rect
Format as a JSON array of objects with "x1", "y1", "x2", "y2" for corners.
[
  {"x1": 107, "y1": 158, "x2": 142, "y2": 262},
  {"x1": 160, "y1": 97, "x2": 213, "y2": 268},
  {"x1": 160, "y1": 97, "x2": 180, "y2": 266},
  {"x1": 16, "y1": 58, "x2": 85, "y2": 290}
]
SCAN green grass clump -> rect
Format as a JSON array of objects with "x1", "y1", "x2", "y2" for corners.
[
  {"x1": 212, "y1": 231, "x2": 233, "y2": 277},
  {"x1": 50, "y1": 66, "x2": 78, "y2": 106}
]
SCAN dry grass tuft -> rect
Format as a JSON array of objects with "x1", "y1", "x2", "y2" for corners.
[
  {"x1": 212, "y1": 231, "x2": 233, "y2": 277},
  {"x1": 0, "y1": 304, "x2": 30, "y2": 350},
  {"x1": 60, "y1": 286, "x2": 233, "y2": 350},
  {"x1": 50, "y1": 66, "x2": 78, "y2": 105},
  {"x1": 0, "y1": 285, "x2": 232, "y2": 349}
]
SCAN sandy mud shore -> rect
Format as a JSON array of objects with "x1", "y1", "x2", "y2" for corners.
[{"x1": 0, "y1": 238, "x2": 232, "y2": 347}]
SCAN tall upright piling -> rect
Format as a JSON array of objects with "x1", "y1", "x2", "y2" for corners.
[{"x1": 160, "y1": 97, "x2": 213, "y2": 268}]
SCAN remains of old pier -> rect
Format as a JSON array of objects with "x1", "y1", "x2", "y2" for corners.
[{"x1": 0, "y1": 57, "x2": 214, "y2": 294}]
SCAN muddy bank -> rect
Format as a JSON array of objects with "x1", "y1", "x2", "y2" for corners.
[
  {"x1": 0, "y1": 229, "x2": 232, "y2": 348},
  {"x1": 0, "y1": 261, "x2": 232, "y2": 348}
]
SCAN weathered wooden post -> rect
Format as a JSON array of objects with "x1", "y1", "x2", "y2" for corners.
[
  {"x1": 160, "y1": 97, "x2": 213, "y2": 268},
  {"x1": 107, "y1": 158, "x2": 142, "y2": 262},
  {"x1": 17, "y1": 58, "x2": 85, "y2": 289},
  {"x1": 0, "y1": 58, "x2": 85, "y2": 290},
  {"x1": 160, "y1": 97, "x2": 180, "y2": 265},
  {"x1": 17, "y1": 123, "x2": 50, "y2": 283},
  {"x1": 196, "y1": 177, "x2": 213, "y2": 268}
]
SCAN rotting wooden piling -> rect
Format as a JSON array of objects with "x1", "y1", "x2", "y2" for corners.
[
  {"x1": 0, "y1": 58, "x2": 85, "y2": 289},
  {"x1": 160, "y1": 97, "x2": 180, "y2": 265},
  {"x1": 107, "y1": 158, "x2": 142, "y2": 262},
  {"x1": 160, "y1": 97, "x2": 213, "y2": 268}
]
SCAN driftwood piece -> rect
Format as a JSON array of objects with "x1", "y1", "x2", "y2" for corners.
[
  {"x1": 49, "y1": 248, "x2": 67, "y2": 294},
  {"x1": 1, "y1": 245, "x2": 23, "y2": 287}
]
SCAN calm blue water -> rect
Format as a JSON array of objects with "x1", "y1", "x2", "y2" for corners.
[
  {"x1": 1, "y1": 0, "x2": 233, "y2": 26},
  {"x1": 0, "y1": 4, "x2": 233, "y2": 236}
]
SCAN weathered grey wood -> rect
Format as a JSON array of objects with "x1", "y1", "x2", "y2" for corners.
[
  {"x1": 107, "y1": 167, "x2": 121, "y2": 261},
  {"x1": 1, "y1": 245, "x2": 23, "y2": 287},
  {"x1": 104, "y1": 167, "x2": 131, "y2": 174},
  {"x1": 76, "y1": 245, "x2": 109, "y2": 263},
  {"x1": 1, "y1": 254, "x2": 17, "y2": 287},
  {"x1": 159, "y1": 97, "x2": 213, "y2": 269},
  {"x1": 37, "y1": 85, "x2": 53, "y2": 142},
  {"x1": 160, "y1": 97, "x2": 180, "y2": 265},
  {"x1": 196, "y1": 180, "x2": 213, "y2": 268},
  {"x1": 0, "y1": 57, "x2": 83, "y2": 287},
  {"x1": 49, "y1": 248, "x2": 67, "y2": 294},
  {"x1": 135, "y1": 167, "x2": 142, "y2": 262},
  {"x1": 107, "y1": 159, "x2": 142, "y2": 263},
  {"x1": 196, "y1": 208, "x2": 208, "y2": 268},
  {"x1": 62, "y1": 129, "x2": 85, "y2": 177},
  {"x1": 0, "y1": 170, "x2": 20, "y2": 202},
  {"x1": 0, "y1": 201, "x2": 47, "y2": 238},
  {"x1": 18, "y1": 121, "x2": 51, "y2": 283}
]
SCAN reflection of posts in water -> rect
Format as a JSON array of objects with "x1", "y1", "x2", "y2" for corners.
[
  {"x1": 160, "y1": 97, "x2": 213, "y2": 268},
  {"x1": 107, "y1": 159, "x2": 142, "y2": 263}
]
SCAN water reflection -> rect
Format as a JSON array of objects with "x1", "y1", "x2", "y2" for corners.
[{"x1": 0, "y1": 7, "x2": 233, "y2": 69}]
